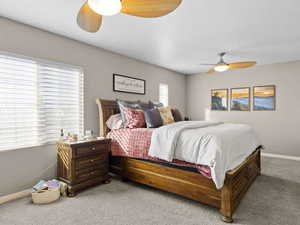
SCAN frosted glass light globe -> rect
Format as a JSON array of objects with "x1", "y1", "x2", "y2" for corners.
[
  {"x1": 88, "y1": 0, "x2": 121, "y2": 16},
  {"x1": 214, "y1": 64, "x2": 229, "y2": 72}
]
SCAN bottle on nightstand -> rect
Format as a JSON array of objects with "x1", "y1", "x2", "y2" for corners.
[{"x1": 60, "y1": 129, "x2": 65, "y2": 140}]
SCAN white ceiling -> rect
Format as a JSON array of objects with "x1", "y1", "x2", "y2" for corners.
[{"x1": 1, "y1": 0, "x2": 300, "y2": 74}]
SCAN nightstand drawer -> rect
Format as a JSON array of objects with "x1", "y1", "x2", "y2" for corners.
[
  {"x1": 76, "y1": 154, "x2": 108, "y2": 170},
  {"x1": 74, "y1": 143, "x2": 108, "y2": 157},
  {"x1": 76, "y1": 167, "x2": 108, "y2": 183}
]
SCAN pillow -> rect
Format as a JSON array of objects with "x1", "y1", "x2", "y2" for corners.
[
  {"x1": 171, "y1": 108, "x2": 183, "y2": 122},
  {"x1": 117, "y1": 99, "x2": 140, "y2": 126},
  {"x1": 144, "y1": 108, "x2": 163, "y2": 128},
  {"x1": 137, "y1": 101, "x2": 152, "y2": 110},
  {"x1": 149, "y1": 101, "x2": 164, "y2": 109},
  {"x1": 123, "y1": 107, "x2": 146, "y2": 128},
  {"x1": 106, "y1": 114, "x2": 123, "y2": 130},
  {"x1": 158, "y1": 106, "x2": 175, "y2": 125}
]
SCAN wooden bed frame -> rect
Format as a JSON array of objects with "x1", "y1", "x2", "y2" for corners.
[{"x1": 96, "y1": 98, "x2": 261, "y2": 223}]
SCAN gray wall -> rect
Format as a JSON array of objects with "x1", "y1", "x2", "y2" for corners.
[
  {"x1": 0, "y1": 18, "x2": 186, "y2": 196},
  {"x1": 187, "y1": 61, "x2": 300, "y2": 157}
]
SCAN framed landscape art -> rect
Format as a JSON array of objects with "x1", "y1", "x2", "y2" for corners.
[
  {"x1": 211, "y1": 89, "x2": 228, "y2": 111},
  {"x1": 230, "y1": 88, "x2": 250, "y2": 111},
  {"x1": 253, "y1": 85, "x2": 276, "y2": 111}
]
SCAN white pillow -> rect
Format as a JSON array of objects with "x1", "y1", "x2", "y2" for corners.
[{"x1": 106, "y1": 114, "x2": 124, "y2": 130}]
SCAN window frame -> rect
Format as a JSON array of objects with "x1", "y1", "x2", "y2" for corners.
[
  {"x1": 0, "y1": 51, "x2": 84, "y2": 151},
  {"x1": 159, "y1": 83, "x2": 169, "y2": 107}
]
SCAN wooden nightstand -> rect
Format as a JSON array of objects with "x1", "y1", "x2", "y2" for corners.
[{"x1": 56, "y1": 138, "x2": 111, "y2": 197}]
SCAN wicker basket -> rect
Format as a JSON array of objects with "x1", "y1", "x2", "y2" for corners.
[{"x1": 32, "y1": 187, "x2": 60, "y2": 204}]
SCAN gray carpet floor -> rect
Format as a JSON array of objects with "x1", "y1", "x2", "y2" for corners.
[{"x1": 1, "y1": 157, "x2": 300, "y2": 225}]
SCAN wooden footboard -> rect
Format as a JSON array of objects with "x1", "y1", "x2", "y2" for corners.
[
  {"x1": 109, "y1": 148, "x2": 261, "y2": 223},
  {"x1": 220, "y1": 149, "x2": 261, "y2": 222}
]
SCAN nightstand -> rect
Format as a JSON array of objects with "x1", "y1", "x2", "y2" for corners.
[{"x1": 56, "y1": 138, "x2": 111, "y2": 197}]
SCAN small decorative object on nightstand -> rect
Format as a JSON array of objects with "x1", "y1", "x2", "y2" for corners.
[
  {"x1": 184, "y1": 116, "x2": 190, "y2": 121},
  {"x1": 56, "y1": 138, "x2": 111, "y2": 197}
]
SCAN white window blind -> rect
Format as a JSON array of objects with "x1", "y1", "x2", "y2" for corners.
[
  {"x1": 0, "y1": 53, "x2": 83, "y2": 151},
  {"x1": 159, "y1": 83, "x2": 169, "y2": 107}
]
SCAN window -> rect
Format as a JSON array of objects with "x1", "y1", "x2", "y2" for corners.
[
  {"x1": 159, "y1": 83, "x2": 169, "y2": 106},
  {"x1": 0, "y1": 52, "x2": 83, "y2": 151}
]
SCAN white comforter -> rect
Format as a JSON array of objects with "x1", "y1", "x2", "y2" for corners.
[{"x1": 148, "y1": 121, "x2": 260, "y2": 189}]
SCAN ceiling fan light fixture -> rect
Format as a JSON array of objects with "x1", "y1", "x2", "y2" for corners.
[
  {"x1": 214, "y1": 64, "x2": 229, "y2": 72},
  {"x1": 88, "y1": 0, "x2": 121, "y2": 16}
]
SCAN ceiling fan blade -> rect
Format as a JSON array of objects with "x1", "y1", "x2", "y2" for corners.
[
  {"x1": 206, "y1": 68, "x2": 215, "y2": 74},
  {"x1": 121, "y1": 0, "x2": 182, "y2": 18},
  {"x1": 228, "y1": 61, "x2": 256, "y2": 69},
  {"x1": 77, "y1": 2, "x2": 102, "y2": 33}
]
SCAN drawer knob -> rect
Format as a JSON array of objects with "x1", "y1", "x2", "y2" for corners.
[
  {"x1": 90, "y1": 160, "x2": 94, "y2": 163},
  {"x1": 91, "y1": 147, "x2": 96, "y2": 150}
]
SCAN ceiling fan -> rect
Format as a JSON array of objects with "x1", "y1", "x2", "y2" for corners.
[
  {"x1": 200, "y1": 53, "x2": 257, "y2": 73},
  {"x1": 77, "y1": 0, "x2": 182, "y2": 33}
]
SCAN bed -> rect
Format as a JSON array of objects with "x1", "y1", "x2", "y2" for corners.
[{"x1": 96, "y1": 98, "x2": 262, "y2": 223}]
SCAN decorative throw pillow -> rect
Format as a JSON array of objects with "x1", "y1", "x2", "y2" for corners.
[
  {"x1": 144, "y1": 108, "x2": 163, "y2": 128},
  {"x1": 117, "y1": 99, "x2": 140, "y2": 126},
  {"x1": 149, "y1": 101, "x2": 164, "y2": 109},
  {"x1": 106, "y1": 114, "x2": 124, "y2": 130},
  {"x1": 171, "y1": 108, "x2": 183, "y2": 122},
  {"x1": 123, "y1": 107, "x2": 146, "y2": 128},
  {"x1": 158, "y1": 106, "x2": 175, "y2": 125}
]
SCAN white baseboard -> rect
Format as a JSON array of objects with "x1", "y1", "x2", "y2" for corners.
[
  {"x1": 262, "y1": 153, "x2": 300, "y2": 161},
  {"x1": 0, "y1": 189, "x2": 31, "y2": 205}
]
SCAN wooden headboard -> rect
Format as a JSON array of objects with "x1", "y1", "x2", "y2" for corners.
[{"x1": 96, "y1": 98, "x2": 119, "y2": 137}]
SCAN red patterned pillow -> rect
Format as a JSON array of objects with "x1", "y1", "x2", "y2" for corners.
[{"x1": 123, "y1": 107, "x2": 146, "y2": 128}]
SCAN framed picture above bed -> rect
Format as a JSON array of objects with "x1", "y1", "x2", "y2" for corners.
[
  {"x1": 113, "y1": 74, "x2": 145, "y2": 95},
  {"x1": 230, "y1": 87, "x2": 250, "y2": 111},
  {"x1": 253, "y1": 85, "x2": 276, "y2": 111},
  {"x1": 211, "y1": 89, "x2": 228, "y2": 111}
]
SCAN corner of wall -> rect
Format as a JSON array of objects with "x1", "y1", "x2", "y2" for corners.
[{"x1": 184, "y1": 74, "x2": 189, "y2": 117}]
